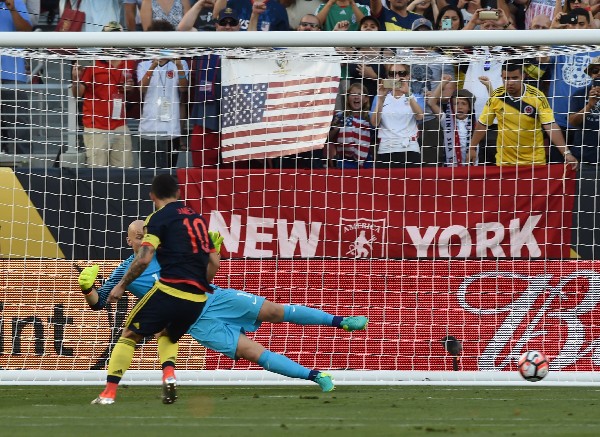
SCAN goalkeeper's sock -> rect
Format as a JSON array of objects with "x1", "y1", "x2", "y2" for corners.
[
  {"x1": 104, "y1": 337, "x2": 137, "y2": 396},
  {"x1": 157, "y1": 335, "x2": 179, "y2": 382},
  {"x1": 283, "y1": 304, "x2": 336, "y2": 326},
  {"x1": 257, "y1": 350, "x2": 311, "y2": 380}
]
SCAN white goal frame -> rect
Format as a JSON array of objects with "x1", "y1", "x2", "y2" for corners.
[
  {"x1": 2, "y1": 29, "x2": 600, "y2": 386},
  {"x1": 2, "y1": 28, "x2": 600, "y2": 48}
]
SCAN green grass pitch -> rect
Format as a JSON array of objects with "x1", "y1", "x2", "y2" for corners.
[{"x1": 1, "y1": 385, "x2": 599, "y2": 436}]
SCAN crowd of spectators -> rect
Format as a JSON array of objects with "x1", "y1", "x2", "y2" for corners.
[{"x1": 1, "y1": 0, "x2": 600, "y2": 170}]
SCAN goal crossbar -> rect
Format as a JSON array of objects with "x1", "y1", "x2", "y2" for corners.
[{"x1": 1, "y1": 29, "x2": 600, "y2": 48}]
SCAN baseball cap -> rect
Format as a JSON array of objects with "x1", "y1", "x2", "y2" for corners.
[
  {"x1": 585, "y1": 56, "x2": 600, "y2": 75},
  {"x1": 411, "y1": 18, "x2": 433, "y2": 31},
  {"x1": 102, "y1": 21, "x2": 124, "y2": 32},
  {"x1": 218, "y1": 8, "x2": 239, "y2": 23},
  {"x1": 359, "y1": 15, "x2": 381, "y2": 30}
]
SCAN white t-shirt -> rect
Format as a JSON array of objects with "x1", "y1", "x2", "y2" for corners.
[
  {"x1": 371, "y1": 92, "x2": 420, "y2": 154},
  {"x1": 285, "y1": 0, "x2": 325, "y2": 30},
  {"x1": 456, "y1": 118, "x2": 469, "y2": 153},
  {"x1": 25, "y1": 0, "x2": 40, "y2": 27},
  {"x1": 61, "y1": 0, "x2": 122, "y2": 31},
  {"x1": 461, "y1": 9, "x2": 473, "y2": 26},
  {"x1": 137, "y1": 59, "x2": 189, "y2": 138},
  {"x1": 463, "y1": 47, "x2": 504, "y2": 119}
]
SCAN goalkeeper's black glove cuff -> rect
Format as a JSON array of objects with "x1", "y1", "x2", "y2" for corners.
[{"x1": 81, "y1": 287, "x2": 94, "y2": 295}]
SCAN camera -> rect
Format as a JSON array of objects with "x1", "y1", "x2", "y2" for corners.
[
  {"x1": 559, "y1": 13, "x2": 578, "y2": 25},
  {"x1": 479, "y1": 10, "x2": 500, "y2": 20},
  {"x1": 382, "y1": 79, "x2": 398, "y2": 89},
  {"x1": 481, "y1": 0, "x2": 497, "y2": 9},
  {"x1": 593, "y1": 79, "x2": 600, "y2": 87},
  {"x1": 441, "y1": 18, "x2": 452, "y2": 30}
]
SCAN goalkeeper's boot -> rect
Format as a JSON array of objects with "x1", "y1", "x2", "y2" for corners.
[
  {"x1": 315, "y1": 372, "x2": 335, "y2": 392},
  {"x1": 162, "y1": 377, "x2": 178, "y2": 404},
  {"x1": 341, "y1": 316, "x2": 368, "y2": 332}
]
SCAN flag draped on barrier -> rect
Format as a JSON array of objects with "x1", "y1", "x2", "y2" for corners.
[{"x1": 220, "y1": 57, "x2": 340, "y2": 163}]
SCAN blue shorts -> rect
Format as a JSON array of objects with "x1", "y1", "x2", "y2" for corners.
[{"x1": 187, "y1": 287, "x2": 266, "y2": 359}]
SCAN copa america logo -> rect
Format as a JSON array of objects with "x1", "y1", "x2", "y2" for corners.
[{"x1": 339, "y1": 218, "x2": 386, "y2": 258}]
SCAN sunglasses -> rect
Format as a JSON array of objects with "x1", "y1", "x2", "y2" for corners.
[
  {"x1": 388, "y1": 70, "x2": 408, "y2": 78},
  {"x1": 589, "y1": 67, "x2": 600, "y2": 75},
  {"x1": 219, "y1": 19, "x2": 239, "y2": 27},
  {"x1": 568, "y1": 0, "x2": 583, "y2": 3},
  {"x1": 299, "y1": 22, "x2": 320, "y2": 29}
]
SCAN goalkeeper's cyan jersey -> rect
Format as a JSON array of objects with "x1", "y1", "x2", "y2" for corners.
[{"x1": 92, "y1": 254, "x2": 161, "y2": 310}]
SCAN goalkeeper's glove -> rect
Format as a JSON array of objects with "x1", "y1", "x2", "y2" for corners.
[
  {"x1": 78, "y1": 264, "x2": 99, "y2": 295},
  {"x1": 208, "y1": 230, "x2": 224, "y2": 253}
]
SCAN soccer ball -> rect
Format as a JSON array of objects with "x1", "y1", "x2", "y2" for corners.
[{"x1": 517, "y1": 350, "x2": 549, "y2": 382}]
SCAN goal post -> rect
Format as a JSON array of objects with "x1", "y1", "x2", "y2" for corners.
[{"x1": 1, "y1": 30, "x2": 600, "y2": 385}]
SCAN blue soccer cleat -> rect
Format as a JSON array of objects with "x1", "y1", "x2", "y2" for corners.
[
  {"x1": 315, "y1": 372, "x2": 335, "y2": 392},
  {"x1": 341, "y1": 316, "x2": 368, "y2": 332}
]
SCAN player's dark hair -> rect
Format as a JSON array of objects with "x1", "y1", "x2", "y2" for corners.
[
  {"x1": 569, "y1": 7, "x2": 590, "y2": 23},
  {"x1": 503, "y1": 61, "x2": 524, "y2": 74},
  {"x1": 151, "y1": 174, "x2": 179, "y2": 199}
]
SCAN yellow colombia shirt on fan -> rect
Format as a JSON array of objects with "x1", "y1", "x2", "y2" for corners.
[{"x1": 478, "y1": 85, "x2": 555, "y2": 166}]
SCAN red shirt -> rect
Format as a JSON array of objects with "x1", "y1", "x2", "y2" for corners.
[{"x1": 80, "y1": 60, "x2": 136, "y2": 130}]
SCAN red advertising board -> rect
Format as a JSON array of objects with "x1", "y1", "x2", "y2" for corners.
[
  {"x1": 1, "y1": 259, "x2": 598, "y2": 373},
  {"x1": 210, "y1": 259, "x2": 600, "y2": 373},
  {"x1": 179, "y1": 165, "x2": 576, "y2": 260}
]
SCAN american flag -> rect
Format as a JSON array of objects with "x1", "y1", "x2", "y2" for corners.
[
  {"x1": 333, "y1": 113, "x2": 372, "y2": 165},
  {"x1": 220, "y1": 58, "x2": 340, "y2": 163}
]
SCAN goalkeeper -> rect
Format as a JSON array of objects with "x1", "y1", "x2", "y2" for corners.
[{"x1": 78, "y1": 220, "x2": 368, "y2": 397}]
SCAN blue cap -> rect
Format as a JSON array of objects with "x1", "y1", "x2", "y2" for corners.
[
  {"x1": 411, "y1": 18, "x2": 433, "y2": 31},
  {"x1": 218, "y1": 8, "x2": 239, "y2": 23}
]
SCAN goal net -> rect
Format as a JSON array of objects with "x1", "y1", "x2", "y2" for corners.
[{"x1": 1, "y1": 30, "x2": 600, "y2": 386}]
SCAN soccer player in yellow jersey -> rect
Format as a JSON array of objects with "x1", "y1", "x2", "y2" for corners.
[{"x1": 468, "y1": 61, "x2": 578, "y2": 170}]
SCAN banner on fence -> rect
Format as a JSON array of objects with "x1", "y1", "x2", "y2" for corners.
[{"x1": 181, "y1": 165, "x2": 576, "y2": 259}]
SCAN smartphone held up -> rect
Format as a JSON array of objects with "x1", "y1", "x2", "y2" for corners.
[
  {"x1": 479, "y1": 0, "x2": 499, "y2": 21},
  {"x1": 559, "y1": 13, "x2": 578, "y2": 25},
  {"x1": 382, "y1": 78, "x2": 398, "y2": 89}
]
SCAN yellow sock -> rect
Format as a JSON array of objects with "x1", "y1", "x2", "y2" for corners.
[
  {"x1": 157, "y1": 335, "x2": 179, "y2": 379},
  {"x1": 107, "y1": 337, "x2": 136, "y2": 381}
]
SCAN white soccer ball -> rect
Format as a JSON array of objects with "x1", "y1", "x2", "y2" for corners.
[{"x1": 517, "y1": 350, "x2": 549, "y2": 382}]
